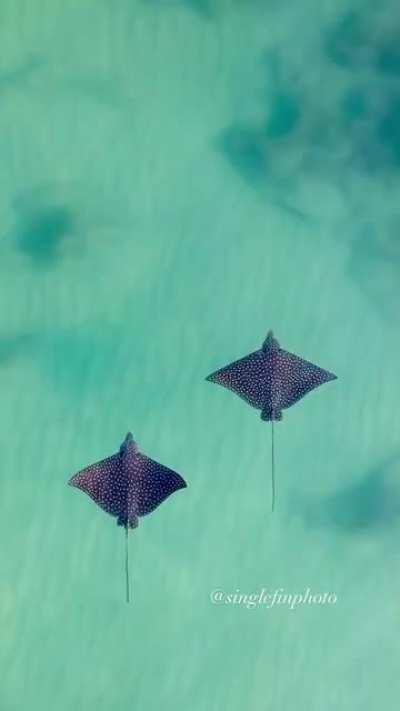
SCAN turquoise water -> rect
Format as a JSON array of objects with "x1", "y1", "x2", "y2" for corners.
[{"x1": 1, "y1": 1, "x2": 400, "y2": 709}]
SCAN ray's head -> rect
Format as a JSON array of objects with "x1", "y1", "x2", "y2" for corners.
[
  {"x1": 262, "y1": 329, "x2": 280, "y2": 354},
  {"x1": 119, "y1": 432, "x2": 137, "y2": 456}
]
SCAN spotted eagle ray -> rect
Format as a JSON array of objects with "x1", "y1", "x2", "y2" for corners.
[
  {"x1": 206, "y1": 330, "x2": 337, "y2": 512},
  {"x1": 68, "y1": 432, "x2": 187, "y2": 602}
]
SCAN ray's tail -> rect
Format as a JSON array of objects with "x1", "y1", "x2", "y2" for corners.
[
  {"x1": 125, "y1": 525, "x2": 130, "y2": 603},
  {"x1": 271, "y1": 419, "x2": 275, "y2": 513}
]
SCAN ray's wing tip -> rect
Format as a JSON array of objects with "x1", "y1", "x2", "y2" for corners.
[
  {"x1": 206, "y1": 370, "x2": 222, "y2": 384},
  {"x1": 68, "y1": 471, "x2": 84, "y2": 488},
  {"x1": 176, "y1": 474, "x2": 188, "y2": 490}
]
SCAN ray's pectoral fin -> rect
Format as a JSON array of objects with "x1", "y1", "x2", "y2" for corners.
[
  {"x1": 278, "y1": 350, "x2": 337, "y2": 410},
  {"x1": 68, "y1": 453, "x2": 123, "y2": 518},
  {"x1": 136, "y1": 454, "x2": 187, "y2": 517},
  {"x1": 206, "y1": 350, "x2": 268, "y2": 409},
  {"x1": 261, "y1": 405, "x2": 282, "y2": 421}
]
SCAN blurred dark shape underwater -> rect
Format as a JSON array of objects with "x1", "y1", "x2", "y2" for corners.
[
  {"x1": 347, "y1": 222, "x2": 400, "y2": 320},
  {"x1": 10, "y1": 325, "x2": 124, "y2": 399},
  {"x1": 325, "y1": 11, "x2": 376, "y2": 69},
  {"x1": 325, "y1": 8, "x2": 400, "y2": 75},
  {"x1": 9, "y1": 185, "x2": 79, "y2": 267},
  {"x1": 216, "y1": 3, "x2": 400, "y2": 208},
  {"x1": 215, "y1": 5, "x2": 400, "y2": 319},
  {"x1": 0, "y1": 55, "x2": 44, "y2": 92},
  {"x1": 0, "y1": 334, "x2": 34, "y2": 365},
  {"x1": 300, "y1": 453, "x2": 400, "y2": 533},
  {"x1": 145, "y1": 0, "x2": 212, "y2": 17},
  {"x1": 179, "y1": 0, "x2": 211, "y2": 16},
  {"x1": 14, "y1": 203, "x2": 75, "y2": 267},
  {"x1": 217, "y1": 125, "x2": 268, "y2": 187}
]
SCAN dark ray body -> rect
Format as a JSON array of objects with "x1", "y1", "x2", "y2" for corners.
[
  {"x1": 207, "y1": 330, "x2": 336, "y2": 421},
  {"x1": 68, "y1": 433, "x2": 186, "y2": 600},
  {"x1": 206, "y1": 330, "x2": 337, "y2": 510}
]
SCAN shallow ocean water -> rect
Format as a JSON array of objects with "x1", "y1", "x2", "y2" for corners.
[{"x1": 1, "y1": 1, "x2": 400, "y2": 709}]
